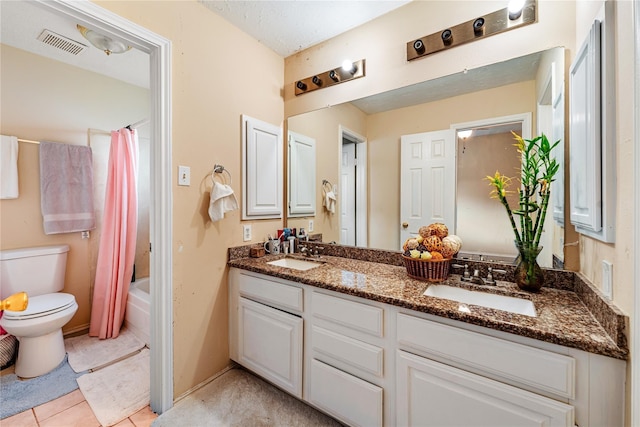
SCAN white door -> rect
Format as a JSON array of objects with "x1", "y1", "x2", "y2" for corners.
[
  {"x1": 341, "y1": 142, "x2": 356, "y2": 245},
  {"x1": 237, "y1": 297, "x2": 303, "y2": 398},
  {"x1": 400, "y1": 130, "x2": 455, "y2": 248},
  {"x1": 396, "y1": 351, "x2": 574, "y2": 427}
]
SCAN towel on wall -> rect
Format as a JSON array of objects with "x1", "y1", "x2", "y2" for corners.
[
  {"x1": 324, "y1": 190, "x2": 337, "y2": 214},
  {"x1": 208, "y1": 181, "x2": 238, "y2": 222},
  {"x1": 0, "y1": 135, "x2": 19, "y2": 199},
  {"x1": 39, "y1": 141, "x2": 96, "y2": 234}
]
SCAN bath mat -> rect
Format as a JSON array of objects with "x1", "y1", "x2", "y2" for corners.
[
  {"x1": 65, "y1": 328, "x2": 145, "y2": 373},
  {"x1": 78, "y1": 348, "x2": 150, "y2": 427},
  {"x1": 0, "y1": 355, "x2": 85, "y2": 419}
]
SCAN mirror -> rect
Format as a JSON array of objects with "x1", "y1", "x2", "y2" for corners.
[{"x1": 286, "y1": 47, "x2": 566, "y2": 268}]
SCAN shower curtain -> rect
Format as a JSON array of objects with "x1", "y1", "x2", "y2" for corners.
[{"x1": 89, "y1": 128, "x2": 139, "y2": 339}]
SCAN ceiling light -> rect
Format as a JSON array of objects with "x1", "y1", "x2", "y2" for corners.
[
  {"x1": 77, "y1": 25, "x2": 131, "y2": 56},
  {"x1": 342, "y1": 59, "x2": 357, "y2": 74},
  {"x1": 458, "y1": 130, "x2": 473, "y2": 139}
]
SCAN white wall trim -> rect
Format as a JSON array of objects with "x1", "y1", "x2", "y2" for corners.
[
  {"x1": 633, "y1": 0, "x2": 640, "y2": 424},
  {"x1": 35, "y1": 0, "x2": 174, "y2": 414}
]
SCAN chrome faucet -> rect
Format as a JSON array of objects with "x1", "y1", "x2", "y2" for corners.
[{"x1": 482, "y1": 267, "x2": 507, "y2": 286}]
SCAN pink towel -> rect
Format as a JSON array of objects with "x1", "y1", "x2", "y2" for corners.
[{"x1": 39, "y1": 141, "x2": 96, "y2": 234}]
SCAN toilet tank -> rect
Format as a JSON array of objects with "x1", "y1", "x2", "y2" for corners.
[{"x1": 0, "y1": 245, "x2": 70, "y2": 299}]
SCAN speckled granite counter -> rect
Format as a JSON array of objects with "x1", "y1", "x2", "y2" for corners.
[{"x1": 228, "y1": 247, "x2": 628, "y2": 360}]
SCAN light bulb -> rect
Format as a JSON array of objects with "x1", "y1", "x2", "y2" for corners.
[
  {"x1": 342, "y1": 60, "x2": 356, "y2": 74},
  {"x1": 508, "y1": 0, "x2": 526, "y2": 20},
  {"x1": 458, "y1": 130, "x2": 473, "y2": 139}
]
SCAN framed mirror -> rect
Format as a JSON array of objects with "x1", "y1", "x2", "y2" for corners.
[{"x1": 285, "y1": 47, "x2": 566, "y2": 268}]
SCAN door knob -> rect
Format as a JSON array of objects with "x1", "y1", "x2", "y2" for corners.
[{"x1": 402, "y1": 222, "x2": 409, "y2": 228}]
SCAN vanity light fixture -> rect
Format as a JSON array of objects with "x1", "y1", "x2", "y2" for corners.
[
  {"x1": 77, "y1": 24, "x2": 131, "y2": 56},
  {"x1": 407, "y1": 0, "x2": 536, "y2": 61},
  {"x1": 295, "y1": 59, "x2": 365, "y2": 96}
]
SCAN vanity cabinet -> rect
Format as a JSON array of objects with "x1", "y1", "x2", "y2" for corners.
[
  {"x1": 228, "y1": 268, "x2": 625, "y2": 427},
  {"x1": 396, "y1": 313, "x2": 575, "y2": 426},
  {"x1": 397, "y1": 351, "x2": 574, "y2": 427},
  {"x1": 229, "y1": 270, "x2": 303, "y2": 398},
  {"x1": 308, "y1": 291, "x2": 385, "y2": 427}
]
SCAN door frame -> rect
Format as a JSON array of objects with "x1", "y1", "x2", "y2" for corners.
[
  {"x1": 633, "y1": 0, "x2": 640, "y2": 424},
  {"x1": 338, "y1": 126, "x2": 367, "y2": 247},
  {"x1": 36, "y1": 0, "x2": 174, "y2": 413}
]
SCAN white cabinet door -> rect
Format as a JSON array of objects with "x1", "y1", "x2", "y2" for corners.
[
  {"x1": 309, "y1": 359, "x2": 383, "y2": 427},
  {"x1": 397, "y1": 351, "x2": 574, "y2": 427},
  {"x1": 242, "y1": 115, "x2": 283, "y2": 219},
  {"x1": 288, "y1": 131, "x2": 316, "y2": 217},
  {"x1": 569, "y1": 20, "x2": 601, "y2": 233},
  {"x1": 238, "y1": 297, "x2": 303, "y2": 398}
]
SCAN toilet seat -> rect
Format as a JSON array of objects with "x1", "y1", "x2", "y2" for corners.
[{"x1": 3, "y1": 293, "x2": 76, "y2": 320}]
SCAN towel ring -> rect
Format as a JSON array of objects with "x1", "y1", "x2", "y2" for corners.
[
  {"x1": 211, "y1": 164, "x2": 232, "y2": 185},
  {"x1": 322, "y1": 179, "x2": 333, "y2": 193}
]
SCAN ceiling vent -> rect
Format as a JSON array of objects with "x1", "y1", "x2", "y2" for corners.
[{"x1": 37, "y1": 29, "x2": 86, "y2": 55}]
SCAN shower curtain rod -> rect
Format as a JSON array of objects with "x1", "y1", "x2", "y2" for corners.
[{"x1": 126, "y1": 118, "x2": 150, "y2": 130}]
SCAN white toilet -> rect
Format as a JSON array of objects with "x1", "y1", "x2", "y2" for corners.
[{"x1": 0, "y1": 245, "x2": 78, "y2": 378}]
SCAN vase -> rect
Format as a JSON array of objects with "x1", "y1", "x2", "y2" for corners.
[{"x1": 514, "y1": 243, "x2": 544, "y2": 292}]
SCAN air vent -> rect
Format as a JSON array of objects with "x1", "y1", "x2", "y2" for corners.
[{"x1": 37, "y1": 29, "x2": 86, "y2": 55}]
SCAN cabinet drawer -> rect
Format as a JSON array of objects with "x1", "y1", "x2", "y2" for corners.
[
  {"x1": 397, "y1": 313, "x2": 575, "y2": 399},
  {"x1": 311, "y1": 326, "x2": 384, "y2": 377},
  {"x1": 238, "y1": 272, "x2": 303, "y2": 312},
  {"x1": 309, "y1": 359, "x2": 383, "y2": 427},
  {"x1": 311, "y1": 291, "x2": 383, "y2": 337}
]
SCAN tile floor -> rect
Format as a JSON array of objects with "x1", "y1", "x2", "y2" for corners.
[{"x1": 1, "y1": 389, "x2": 157, "y2": 427}]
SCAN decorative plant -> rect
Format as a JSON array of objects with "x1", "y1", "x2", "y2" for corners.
[{"x1": 485, "y1": 132, "x2": 560, "y2": 291}]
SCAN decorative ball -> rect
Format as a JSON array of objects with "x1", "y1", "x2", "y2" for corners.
[
  {"x1": 406, "y1": 238, "x2": 419, "y2": 250},
  {"x1": 420, "y1": 251, "x2": 432, "y2": 260},
  {"x1": 418, "y1": 226, "x2": 432, "y2": 238},
  {"x1": 417, "y1": 244, "x2": 428, "y2": 253},
  {"x1": 430, "y1": 251, "x2": 444, "y2": 260},
  {"x1": 447, "y1": 234, "x2": 463, "y2": 249},
  {"x1": 442, "y1": 236, "x2": 461, "y2": 253},
  {"x1": 424, "y1": 235, "x2": 443, "y2": 252},
  {"x1": 430, "y1": 223, "x2": 449, "y2": 239},
  {"x1": 441, "y1": 240, "x2": 457, "y2": 259},
  {"x1": 410, "y1": 249, "x2": 421, "y2": 259}
]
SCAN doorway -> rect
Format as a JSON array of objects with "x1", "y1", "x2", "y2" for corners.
[
  {"x1": 37, "y1": 0, "x2": 173, "y2": 413},
  {"x1": 338, "y1": 126, "x2": 367, "y2": 247}
]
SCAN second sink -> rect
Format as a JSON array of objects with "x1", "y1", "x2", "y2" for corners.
[
  {"x1": 267, "y1": 257, "x2": 323, "y2": 271},
  {"x1": 423, "y1": 284, "x2": 537, "y2": 317}
]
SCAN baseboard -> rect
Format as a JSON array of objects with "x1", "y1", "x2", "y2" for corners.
[
  {"x1": 173, "y1": 362, "x2": 237, "y2": 403},
  {"x1": 63, "y1": 324, "x2": 90, "y2": 338}
]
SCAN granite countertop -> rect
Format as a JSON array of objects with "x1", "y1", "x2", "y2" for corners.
[{"x1": 228, "y1": 248, "x2": 628, "y2": 360}]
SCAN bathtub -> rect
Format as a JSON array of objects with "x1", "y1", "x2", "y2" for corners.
[{"x1": 125, "y1": 277, "x2": 150, "y2": 346}]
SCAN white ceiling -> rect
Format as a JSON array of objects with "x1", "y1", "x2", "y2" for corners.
[{"x1": 199, "y1": 0, "x2": 411, "y2": 57}]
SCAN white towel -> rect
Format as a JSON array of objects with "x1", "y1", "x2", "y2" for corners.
[
  {"x1": 0, "y1": 135, "x2": 19, "y2": 199},
  {"x1": 325, "y1": 190, "x2": 337, "y2": 214},
  {"x1": 39, "y1": 141, "x2": 96, "y2": 234},
  {"x1": 208, "y1": 181, "x2": 238, "y2": 222}
]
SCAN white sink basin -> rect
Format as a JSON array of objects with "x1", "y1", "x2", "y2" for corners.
[
  {"x1": 423, "y1": 285, "x2": 537, "y2": 317},
  {"x1": 267, "y1": 257, "x2": 323, "y2": 271}
]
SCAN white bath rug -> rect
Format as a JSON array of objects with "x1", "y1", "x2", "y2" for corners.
[
  {"x1": 77, "y1": 348, "x2": 150, "y2": 427},
  {"x1": 65, "y1": 327, "x2": 145, "y2": 373}
]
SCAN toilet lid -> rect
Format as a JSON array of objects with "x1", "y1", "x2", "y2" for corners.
[{"x1": 3, "y1": 293, "x2": 76, "y2": 320}]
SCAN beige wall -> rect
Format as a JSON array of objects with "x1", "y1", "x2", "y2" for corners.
[
  {"x1": 95, "y1": 1, "x2": 284, "y2": 397},
  {"x1": 0, "y1": 45, "x2": 150, "y2": 332},
  {"x1": 367, "y1": 81, "x2": 536, "y2": 250},
  {"x1": 287, "y1": 103, "x2": 367, "y2": 243}
]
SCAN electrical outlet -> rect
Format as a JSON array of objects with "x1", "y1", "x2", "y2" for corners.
[
  {"x1": 243, "y1": 224, "x2": 252, "y2": 242},
  {"x1": 308, "y1": 220, "x2": 314, "y2": 232},
  {"x1": 602, "y1": 260, "x2": 613, "y2": 300},
  {"x1": 178, "y1": 165, "x2": 191, "y2": 186}
]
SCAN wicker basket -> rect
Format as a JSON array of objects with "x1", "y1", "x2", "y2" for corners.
[{"x1": 402, "y1": 255, "x2": 452, "y2": 282}]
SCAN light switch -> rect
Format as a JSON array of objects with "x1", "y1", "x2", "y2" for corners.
[{"x1": 178, "y1": 165, "x2": 190, "y2": 186}]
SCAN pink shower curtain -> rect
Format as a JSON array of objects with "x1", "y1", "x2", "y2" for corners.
[{"x1": 89, "y1": 128, "x2": 138, "y2": 339}]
